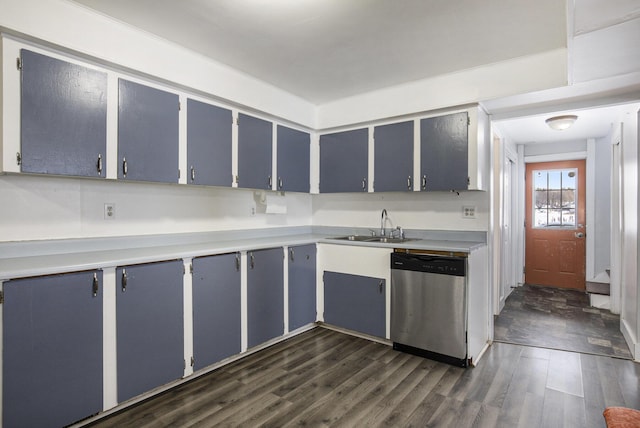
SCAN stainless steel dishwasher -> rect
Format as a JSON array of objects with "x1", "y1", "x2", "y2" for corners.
[{"x1": 390, "y1": 250, "x2": 468, "y2": 367}]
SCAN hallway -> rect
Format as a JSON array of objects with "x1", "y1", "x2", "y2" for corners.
[{"x1": 494, "y1": 284, "x2": 632, "y2": 359}]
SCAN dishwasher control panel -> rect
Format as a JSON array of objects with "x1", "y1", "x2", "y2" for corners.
[{"x1": 391, "y1": 252, "x2": 466, "y2": 276}]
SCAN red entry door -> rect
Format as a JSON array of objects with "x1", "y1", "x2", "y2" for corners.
[{"x1": 525, "y1": 160, "x2": 586, "y2": 290}]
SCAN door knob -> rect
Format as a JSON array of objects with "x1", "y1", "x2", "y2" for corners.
[{"x1": 575, "y1": 232, "x2": 585, "y2": 238}]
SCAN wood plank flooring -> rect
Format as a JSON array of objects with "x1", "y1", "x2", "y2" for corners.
[{"x1": 85, "y1": 327, "x2": 640, "y2": 428}]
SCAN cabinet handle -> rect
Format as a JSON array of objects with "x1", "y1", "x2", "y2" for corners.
[
  {"x1": 290, "y1": 248, "x2": 295, "y2": 262},
  {"x1": 96, "y1": 154, "x2": 103, "y2": 176},
  {"x1": 278, "y1": 177, "x2": 283, "y2": 189},
  {"x1": 121, "y1": 269, "x2": 128, "y2": 292},
  {"x1": 250, "y1": 253, "x2": 255, "y2": 269},
  {"x1": 235, "y1": 253, "x2": 240, "y2": 272},
  {"x1": 362, "y1": 177, "x2": 367, "y2": 191},
  {"x1": 407, "y1": 176, "x2": 412, "y2": 190},
  {"x1": 268, "y1": 175, "x2": 272, "y2": 188},
  {"x1": 379, "y1": 280, "x2": 384, "y2": 294},
  {"x1": 190, "y1": 166, "x2": 195, "y2": 182},
  {"x1": 122, "y1": 158, "x2": 128, "y2": 177},
  {"x1": 92, "y1": 272, "x2": 99, "y2": 297},
  {"x1": 421, "y1": 175, "x2": 427, "y2": 190}
]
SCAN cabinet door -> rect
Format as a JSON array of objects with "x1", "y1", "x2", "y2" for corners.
[
  {"x1": 187, "y1": 99, "x2": 233, "y2": 186},
  {"x1": 116, "y1": 260, "x2": 184, "y2": 403},
  {"x1": 277, "y1": 125, "x2": 310, "y2": 193},
  {"x1": 247, "y1": 248, "x2": 284, "y2": 348},
  {"x1": 192, "y1": 253, "x2": 241, "y2": 371},
  {"x1": 20, "y1": 49, "x2": 107, "y2": 177},
  {"x1": 374, "y1": 121, "x2": 414, "y2": 192},
  {"x1": 420, "y1": 112, "x2": 469, "y2": 191},
  {"x1": 323, "y1": 271, "x2": 385, "y2": 338},
  {"x1": 319, "y1": 128, "x2": 368, "y2": 193},
  {"x1": 288, "y1": 244, "x2": 317, "y2": 331},
  {"x1": 238, "y1": 113, "x2": 273, "y2": 190},
  {"x1": 3, "y1": 271, "x2": 103, "y2": 428},
  {"x1": 118, "y1": 79, "x2": 179, "y2": 183}
]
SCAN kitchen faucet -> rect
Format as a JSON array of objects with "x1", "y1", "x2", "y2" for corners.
[{"x1": 381, "y1": 209, "x2": 388, "y2": 236}]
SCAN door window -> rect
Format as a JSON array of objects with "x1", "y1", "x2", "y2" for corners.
[{"x1": 532, "y1": 168, "x2": 577, "y2": 228}]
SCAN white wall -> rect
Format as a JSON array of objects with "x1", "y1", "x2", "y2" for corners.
[
  {"x1": 523, "y1": 140, "x2": 587, "y2": 157},
  {"x1": 592, "y1": 135, "x2": 612, "y2": 276},
  {"x1": 0, "y1": 175, "x2": 312, "y2": 241},
  {"x1": 316, "y1": 49, "x2": 568, "y2": 129},
  {"x1": 0, "y1": 0, "x2": 315, "y2": 128},
  {"x1": 312, "y1": 191, "x2": 489, "y2": 232},
  {"x1": 620, "y1": 107, "x2": 639, "y2": 358}
]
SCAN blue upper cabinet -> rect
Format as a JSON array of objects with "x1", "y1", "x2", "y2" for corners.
[
  {"x1": 187, "y1": 99, "x2": 233, "y2": 187},
  {"x1": 374, "y1": 121, "x2": 414, "y2": 192},
  {"x1": 237, "y1": 113, "x2": 273, "y2": 190},
  {"x1": 118, "y1": 79, "x2": 179, "y2": 183},
  {"x1": 420, "y1": 112, "x2": 469, "y2": 191},
  {"x1": 20, "y1": 49, "x2": 107, "y2": 178},
  {"x1": 319, "y1": 128, "x2": 368, "y2": 193},
  {"x1": 276, "y1": 125, "x2": 310, "y2": 193}
]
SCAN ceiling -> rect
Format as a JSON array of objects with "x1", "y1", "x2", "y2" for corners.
[
  {"x1": 69, "y1": 0, "x2": 640, "y2": 144},
  {"x1": 70, "y1": 0, "x2": 566, "y2": 104}
]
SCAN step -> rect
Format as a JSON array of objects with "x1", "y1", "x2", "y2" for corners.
[{"x1": 586, "y1": 281, "x2": 610, "y2": 296}]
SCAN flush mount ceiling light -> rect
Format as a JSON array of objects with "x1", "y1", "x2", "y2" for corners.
[{"x1": 545, "y1": 114, "x2": 578, "y2": 131}]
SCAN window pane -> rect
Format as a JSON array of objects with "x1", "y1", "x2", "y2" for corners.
[
  {"x1": 562, "y1": 208, "x2": 575, "y2": 226},
  {"x1": 548, "y1": 171, "x2": 562, "y2": 208},
  {"x1": 548, "y1": 209, "x2": 563, "y2": 226},
  {"x1": 562, "y1": 170, "x2": 576, "y2": 190},
  {"x1": 534, "y1": 208, "x2": 548, "y2": 227},
  {"x1": 534, "y1": 171, "x2": 547, "y2": 208}
]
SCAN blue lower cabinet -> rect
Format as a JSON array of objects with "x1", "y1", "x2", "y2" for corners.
[
  {"x1": 323, "y1": 271, "x2": 386, "y2": 338},
  {"x1": 288, "y1": 244, "x2": 317, "y2": 331},
  {"x1": 192, "y1": 253, "x2": 242, "y2": 370},
  {"x1": 116, "y1": 260, "x2": 184, "y2": 403},
  {"x1": 3, "y1": 270, "x2": 103, "y2": 428},
  {"x1": 247, "y1": 248, "x2": 284, "y2": 348}
]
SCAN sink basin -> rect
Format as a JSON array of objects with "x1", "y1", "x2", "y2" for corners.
[
  {"x1": 331, "y1": 235, "x2": 375, "y2": 242},
  {"x1": 330, "y1": 235, "x2": 419, "y2": 244}
]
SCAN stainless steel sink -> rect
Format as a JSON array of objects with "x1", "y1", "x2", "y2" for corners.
[
  {"x1": 330, "y1": 235, "x2": 419, "y2": 244},
  {"x1": 365, "y1": 236, "x2": 419, "y2": 244},
  {"x1": 331, "y1": 235, "x2": 374, "y2": 242}
]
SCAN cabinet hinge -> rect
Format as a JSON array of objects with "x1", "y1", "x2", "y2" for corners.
[
  {"x1": 178, "y1": 169, "x2": 181, "y2": 179},
  {"x1": 178, "y1": 101, "x2": 181, "y2": 111},
  {"x1": 467, "y1": 176, "x2": 470, "y2": 186},
  {"x1": 16, "y1": 57, "x2": 22, "y2": 70},
  {"x1": 235, "y1": 116, "x2": 239, "y2": 126},
  {"x1": 467, "y1": 116, "x2": 471, "y2": 126},
  {"x1": 16, "y1": 152, "x2": 22, "y2": 166},
  {"x1": 0, "y1": 290, "x2": 4, "y2": 304},
  {"x1": 189, "y1": 263, "x2": 194, "y2": 274},
  {"x1": 190, "y1": 356, "x2": 195, "y2": 367}
]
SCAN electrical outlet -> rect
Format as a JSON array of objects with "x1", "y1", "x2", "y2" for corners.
[
  {"x1": 104, "y1": 203, "x2": 116, "y2": 220},
  {"x1": 462, "y1": 206, "x2": 476, "y2": 219}
]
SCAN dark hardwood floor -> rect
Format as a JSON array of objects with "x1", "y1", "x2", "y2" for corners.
[
  {"x1": 494, "y1": 284, "x2": 632, "y2": 359},
  {"x1": 86, "y1": 327, "x2": 640, "y2": 428}
]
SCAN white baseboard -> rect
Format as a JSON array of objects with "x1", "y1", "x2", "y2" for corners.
[
  {"x1": 621, "y1": 318, "x2": 639, "y2": 362},
  {"x1": 589, "y1": 294, "x2": 611, "y2": 310}
]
